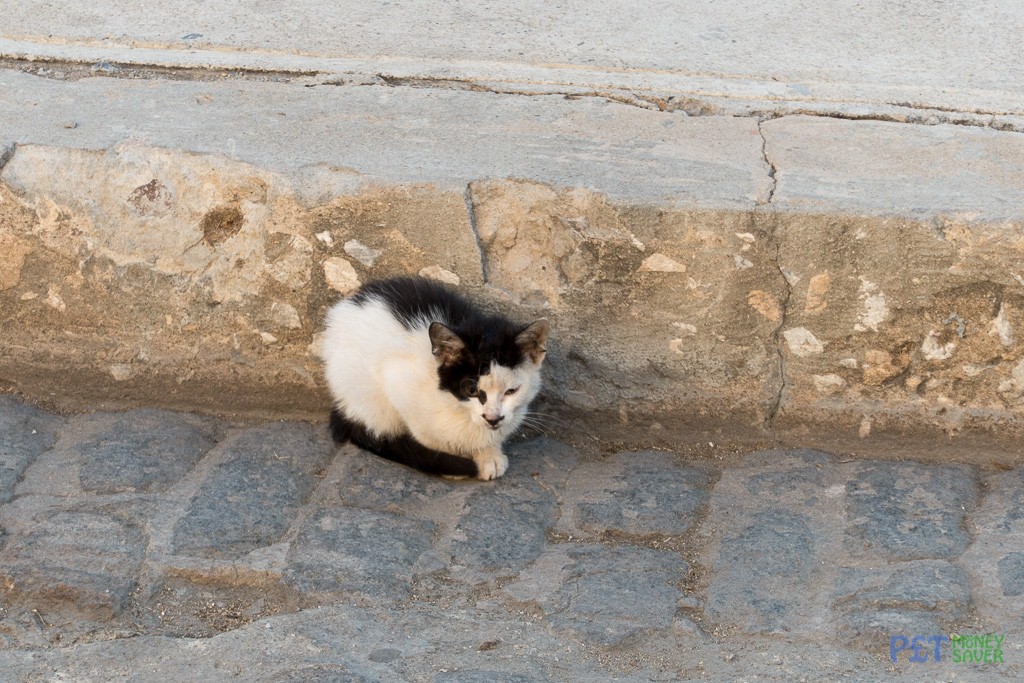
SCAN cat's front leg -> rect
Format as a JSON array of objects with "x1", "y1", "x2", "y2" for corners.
[{"x1": 472, "y1": 447, "x2": 508, "y2": 481}]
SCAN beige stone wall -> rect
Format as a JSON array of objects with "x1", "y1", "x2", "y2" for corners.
[
  {"x1": 3, "y1": 127, "x2": 1024, "y2": 458},
  {"x1": 775, "y1": 212, "x2": 1024, "y2": 442},
  {"x1": 0, "y1": 145, "x2": 781, "y2": 439}
]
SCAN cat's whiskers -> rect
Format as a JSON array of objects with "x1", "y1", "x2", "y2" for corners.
[
  {"x1": 515, "y1": 412, "x2": 559, "y2": 437},
  {"x1": 521, "y1": 410, "x2": 563, "y2": 428}
]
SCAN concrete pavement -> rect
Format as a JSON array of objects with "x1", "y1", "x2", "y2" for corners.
[{"x1": 3, "y1": 0, "x2": 1024, "y2": 125}]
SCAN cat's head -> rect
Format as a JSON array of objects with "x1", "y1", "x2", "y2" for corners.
[{"x1": 429, "y1": 318, "x2": 548, "y2": 434}]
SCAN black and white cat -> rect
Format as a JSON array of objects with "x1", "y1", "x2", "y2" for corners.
[{"x1": 323, "y1": 276, "x2": 548, "y2": 480}]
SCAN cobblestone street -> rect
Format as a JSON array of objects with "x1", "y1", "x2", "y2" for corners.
[{"x1": 1, "y1": 396, "x2": 1020, "y2": 680}]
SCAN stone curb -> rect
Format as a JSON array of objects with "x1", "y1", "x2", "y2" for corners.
[{"x1": 2, "y1": 68, "x2": 1024, "y2": 457}]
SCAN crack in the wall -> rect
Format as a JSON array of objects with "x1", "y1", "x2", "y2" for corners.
[
  {"x1": 750, "y1": 105, "x2": 1023, "y2": 134},
  {"x1": 757, "y1": 119, "x2": 789, "y2": 429},
  {"x1": 464, "y1": 183, "x2": 489, "y2": 284},
  {"x1": 341, "y1": 74, "x2": 665, "y2": 111},
  {"x1": 757, "y1": 120, "x2": 778, "y2": 206},
  {"x1": 887, "y1": 100, "x2": 1013, "y2": 117},
  {"x1": 6, "y1": 55, "x2": 1024, "y2": 132},
  {"x1": 766, "y1": 256, "x2": 793, "y2": 429},
  {"x1": 336, "y1": 74, "x2": 1024, "y2": 131},
  {"x1": 0, "y1": 57, "x2": 316, "y2": 83}
]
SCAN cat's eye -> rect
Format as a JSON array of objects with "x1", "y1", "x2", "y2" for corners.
[{"x1": 505, "y1": 386, "x2": 520, "y2": 396}]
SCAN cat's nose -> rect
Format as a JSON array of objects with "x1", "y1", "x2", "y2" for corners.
[{"x1": 484, "y1": 414, "x2": 504, "y2": 427}]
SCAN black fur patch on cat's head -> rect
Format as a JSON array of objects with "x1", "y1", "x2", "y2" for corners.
[
  {"x1": 352, "y1": 275, "x2": 548, "y2": 401},
  {"x1": 429, "y1": 319, "x2": 548, "y2": 400}
]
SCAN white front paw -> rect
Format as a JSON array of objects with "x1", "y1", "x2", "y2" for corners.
[{"x1": 473, "y1": 449, "x2": 508, "y2": 481}]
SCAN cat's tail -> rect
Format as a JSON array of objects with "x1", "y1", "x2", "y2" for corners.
[{"x1": 329, "y1": 408, "x2": 478, "y2": 478}]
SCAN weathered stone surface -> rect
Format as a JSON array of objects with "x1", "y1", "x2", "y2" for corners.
[
  {"x1": 998, "y1": 552, "x2": 1024, "y2": 597},
  {"x1": 434, "y1": 673, "x2": 545, "y2": 683},
  {"x1": 285, "y1": 508, "x2": 434, "y2": 599},
  {"x1": 451, "y1": 479, "x2": 556, "y2": 575},
  {"x1": 0, "y1": 511, "x2": 145, "y2": 620},
  {"x1": 505, "y1": 544, "x2": 689, "y2": 647},
  {"x1": 501, "y1": 437, "x2": 580, "y2": 488},
  {"x1": 471, "y1": 179, "x2": 782, "y2": 435},
  {"x1": 705, "y1": 451, "x2": 982, "y2": 644},
  {"x1": 337, "y1": 450, "x2": 460, "y2": 516},
  {"x1": 9, "y1": 0, "x2": 1024, "y2": 126},
  {"x1": 706, "y1": 508, "x2": 820, "y2": 634},
  {"x1": 767, "y1": 117, "x2": 1024, "y2": 221},
  {"x1": 831, "y1": 561, "x2": 971, "y2": 646},
  {"x1": 76, "y1": 409, "x2": 220, "y2": 493},
  {"x1": 958, "y1": 466, "x2": 1024, "y2": 629},
  {"x1": 0, "y1": 414, "x2": 1018, "y2": 680},
  {"x1": 0, "y1": 396, "x2": 60, "y2": 503},
  {"x1": 0, "y1": 600, "x2": 623, "y2": 683},
  {"x1": 2, "y1": 70, "x2": 768, "y2": 205},
  {"x1": 562, "y1": 451, "x2": 710, "y2": 540},
  {"x1": 741, "y1": 450, "x2": 834, "y2": 499},
  {"x1": 770, "y1": 118, "x2": 1024, "y2": 446},
  {"x1": 3, "y1": 144, "x2": 313, "y2": 303},
  {"x1": 702, "y1": 450, "x2": 840, "y2": 635},
  {"x1": 267, "y1": 664, "x2": 377, "y2": 683},
  {"x1": 845, "y1": 461, "x2": 978, "y2": 560},
  {"x1": 172, "y1": 423, "x2": 333, "y2": 558}
]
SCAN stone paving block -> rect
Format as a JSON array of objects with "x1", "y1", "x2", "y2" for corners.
[
  {"x1": 998, "y1": 553, "x2": 1024, "y2": 597},
  {"x1": 563, "y1": 451, "x2": 710, "y2": 540},
  {"x1": 335, "y1": 437, "x2": 574, "y2": 520},
  {"x1": 706, "y1": 508, "x2": 821, "y2": 634},
  {"x1": 836, "y1": 610, "x2": 946, "y2": 653},
  {"x1": 504, "y1": 544, "x2": 689, "y2": 647},
  {"x1": 285, "y1": 508, "x2": 434, "y2": 600},
  {"x1": 0, "y1": 396, "x2": 61, "y2": 503},
  {"x1": 741, "y1": 449, "x2": 834, "y2": 502},
  {"x1": 264, "y1": 662, "x2": 378, "y2": 683},
  {"x1": 501, "y1": 437, "x2": 580, "y2": 487},
  {"x1": 442, "y1": 441, "x2": 569, "y2": 579},
  {"x1": 172, "y1": 423, "x2": 333, "y2": 558},
  {"x1": 76, "y1": 409, "x2": 220, "y2": 494},
  {"x1": 845, "y1": 461, "x2": 978, "y2": 561},
  {"x1": 451, "y1": 482, "x2": 556, "y2": 575},
  {"x1": 702, "y1": 450, "x2": 841, "y2": 635},
  {"x1": 958, "y1": 466, "x2": 1024, "y2": 629},
  {"x1": 0, "y1": 511, "x2": 145, "y2": 620},
  {"x1": 831, "y1": 561, "x2": 970, "y2": 647},
  {"x1": 338, "y1": 451, "x2": 460, "y2": 516},
  {"x1": 434, "y1": 673, "x2": 545, "y2": 683}
]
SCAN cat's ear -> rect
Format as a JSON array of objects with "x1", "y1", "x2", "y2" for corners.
[
  {"x1": 429, "y1": 322, "x2": 466, "y2": 366},
  {"x1": 516, "y1": 319, "x2": 549, "y2": 365}
]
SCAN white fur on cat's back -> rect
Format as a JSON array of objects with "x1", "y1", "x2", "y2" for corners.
[
  {"x1": 323, "y1": 297, "x2": 412, "y2": 438},
  {"x1": 322, "y1": 296, "x2": 537, "y2": 477}
]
